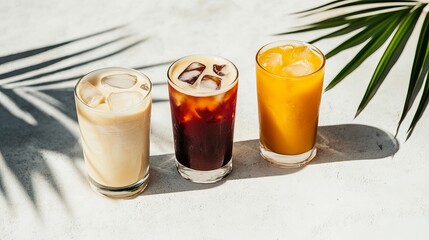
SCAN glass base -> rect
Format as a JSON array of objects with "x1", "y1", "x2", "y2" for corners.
[
  {"x1": 176, "y1": 159, "x2": 232, "y2": 183},
  {"x1": 88, "y1": 173, "x2": 149, "y2": 199},
  {"x1": 260, "y1": 143, "x2": 316, "y2": 168}
]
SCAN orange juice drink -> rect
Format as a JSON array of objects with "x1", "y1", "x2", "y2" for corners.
[{"x1": 256, "y1": 40, "x2": 325, "y2": 167}]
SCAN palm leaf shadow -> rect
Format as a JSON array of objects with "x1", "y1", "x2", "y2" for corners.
[
  {"x1": 0, "y1": 88, "x2": 75, "y2": 212},
  {"x1": 6, "y1": 39, "x2": 148, "y2": 86},
  {"x1": 0, "y1": 34, "x2": 133, "y2": 80},
  {"x1": 0, "y1": 25, "x2": 171, "y2": 212},
  {"x1": 0, "y1": 25, "x2": 125, "y2": 65}
]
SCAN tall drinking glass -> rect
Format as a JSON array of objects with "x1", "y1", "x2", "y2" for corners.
[
  {"x1": 168, "y1": 55, "x2": 239, "y2": 183},
  {"x1": 256, "y1": 40, "x2": 325, "y2": 168},
  {"x1": 74, "y1": 67, "x2": 152, "y2": 198}
]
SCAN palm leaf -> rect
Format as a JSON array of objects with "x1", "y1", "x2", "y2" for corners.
[
  {"x1": 276, "y1": 18, "x2": 361, "y2": 35},
  {"x1": 397, "y1": 12, "x2": 429, "y2": 133},
  {"x1": 407, "y1": 73, "x2": 429, "y2": 139},
  {"x1": 294, "y1": 0, "x2": 416, "y2": 15},
  {"x1": 325, "y1": 11, "x2": 406, "y2": 90},
  {"x1": 281, "y1": 0, "x2": 429, "y2": 139},
  {"x1": 356, "y1": 4, "x2": 425, "y2": 116},
  {"x1": 325, "y1": 11, "x2": 406, "y2": 58},
  {"x1": 310, "y1": 9, "x2": 409, "y2": 43},
  {"x1": 326, "y1": 0, "x2": 417, "y2": 11},
  {"x1": 279, "y1": 5, "x2": 408, "y2": 35}
]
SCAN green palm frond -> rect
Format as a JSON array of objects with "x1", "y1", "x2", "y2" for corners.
[
  {"x1": 309, "y1": 9, "x2": 407, "y2": 44},
  {"x1": 326, "y1": 10, "x2": 406, "y2": 90},
  {"x1": 401, "y1": 12, "x2": 429, "y2": 137},
  {"x1": 357, "y1": 4, "x2": 425, "y2": 116},
  {"x1": 294, "y1": 0, "x2": 417, "y2": 15},
  {"x1": 278, "y1": 0, "x2": 429, "y2": 140}
]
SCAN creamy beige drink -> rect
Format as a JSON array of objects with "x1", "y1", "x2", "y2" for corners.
[{"x1": 74, "y1": 67, "x2": 151, "y2": 198}]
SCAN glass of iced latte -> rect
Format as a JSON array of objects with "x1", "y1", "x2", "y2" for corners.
[
  {"x1": 74, "y1": 67, "x2": 152, "y2": 198},
  {"x1": 168, "y1": 55, "x2": 238, "y2": 183}
]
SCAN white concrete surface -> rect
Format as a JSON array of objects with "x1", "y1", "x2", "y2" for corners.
[{"x1": 1, "y1": 0, "x2": 428, "y2": 239}]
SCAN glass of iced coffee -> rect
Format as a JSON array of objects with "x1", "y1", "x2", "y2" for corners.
[
  {"x1": 74, "y1": 67, "x2": 152, "y2": 198},
  {"x1": 168, "y1": 55, "x2": 239, "y2": 183}
]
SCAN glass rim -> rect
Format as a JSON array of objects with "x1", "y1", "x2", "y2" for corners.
[
  {"x1": 167, "y1": 54, "x2": 239, "y2": 97},
  {"x1": 255, "y1": 39, "x2": 326, "y2": 79},
  {"x1": 74, "y1": 66, "x2": 152, "y2": 113}
]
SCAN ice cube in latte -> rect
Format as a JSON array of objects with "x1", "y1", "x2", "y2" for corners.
[
  {"x1": 107, "y1": 91, "x2": 143, "y2": 111},
  {"x1": 79, "y1": 81, "x2": 104, "y2": 107},
  {"x1": 101, "y1": 73, "x2": 137, "y2": 89}
]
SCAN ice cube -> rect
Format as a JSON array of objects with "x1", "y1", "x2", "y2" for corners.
[
  {"x1": 292, "y1": 46, "x2": 312, "y2": 61},
  {"x1": 107, "y1": 91, "x2": 143, "y2": 111},
  {"x1": 79, "y1": 82, "x2": 104, "y2": 107},
  {"x1": 101, "y1": 74, "x2": 137, "y2": 89},
  {"x1": 140, "y1": 83, "x2": 149, "y2": 91},
  {"x1": 213, "y1": 64, "x2": 229, "y2": 76},
  {"x1": 280, "y1": 44, "x2": 294, "y2": 51},
  {"x1": 200, "y1": 75, "x2": 222, "y2": 90},
  {"x1": 282, "y1": 60, "x2": 315, "y2": 76},
  {"x1": 260, "y1": 53, "x2": 283, "y2": 68},
  {"x1": 178, "y1": 62, "x2": 206, "y2": 85}
]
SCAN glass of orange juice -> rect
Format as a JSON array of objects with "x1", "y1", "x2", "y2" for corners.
[{"x1": 256, "y1": 40, "x2": 325, "y2": 168}]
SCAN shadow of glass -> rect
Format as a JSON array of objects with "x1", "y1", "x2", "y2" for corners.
[
  {"x1": 315, "y1": 124, "x2": 399, "y2": 164},
  {"x1": 143, "y1": 124, "x2": 399, "y2": 195}
]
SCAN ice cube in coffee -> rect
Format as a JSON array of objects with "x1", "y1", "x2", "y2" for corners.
[
  {"x1": 167, "y1": 55, "x2": 239, "y2": 183},
  {"x1": 74, "y1": 67, "x2": 152, "y2": 198},
  {"x1": 178, "y1": 62, "x2": 206, "y2": 85},
  {"x1": 213, "y1": 64, "x2": 229, "y2": 76},
  {"x1": 200, "y1": 75, "x2": 222, "y2": 90}
]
